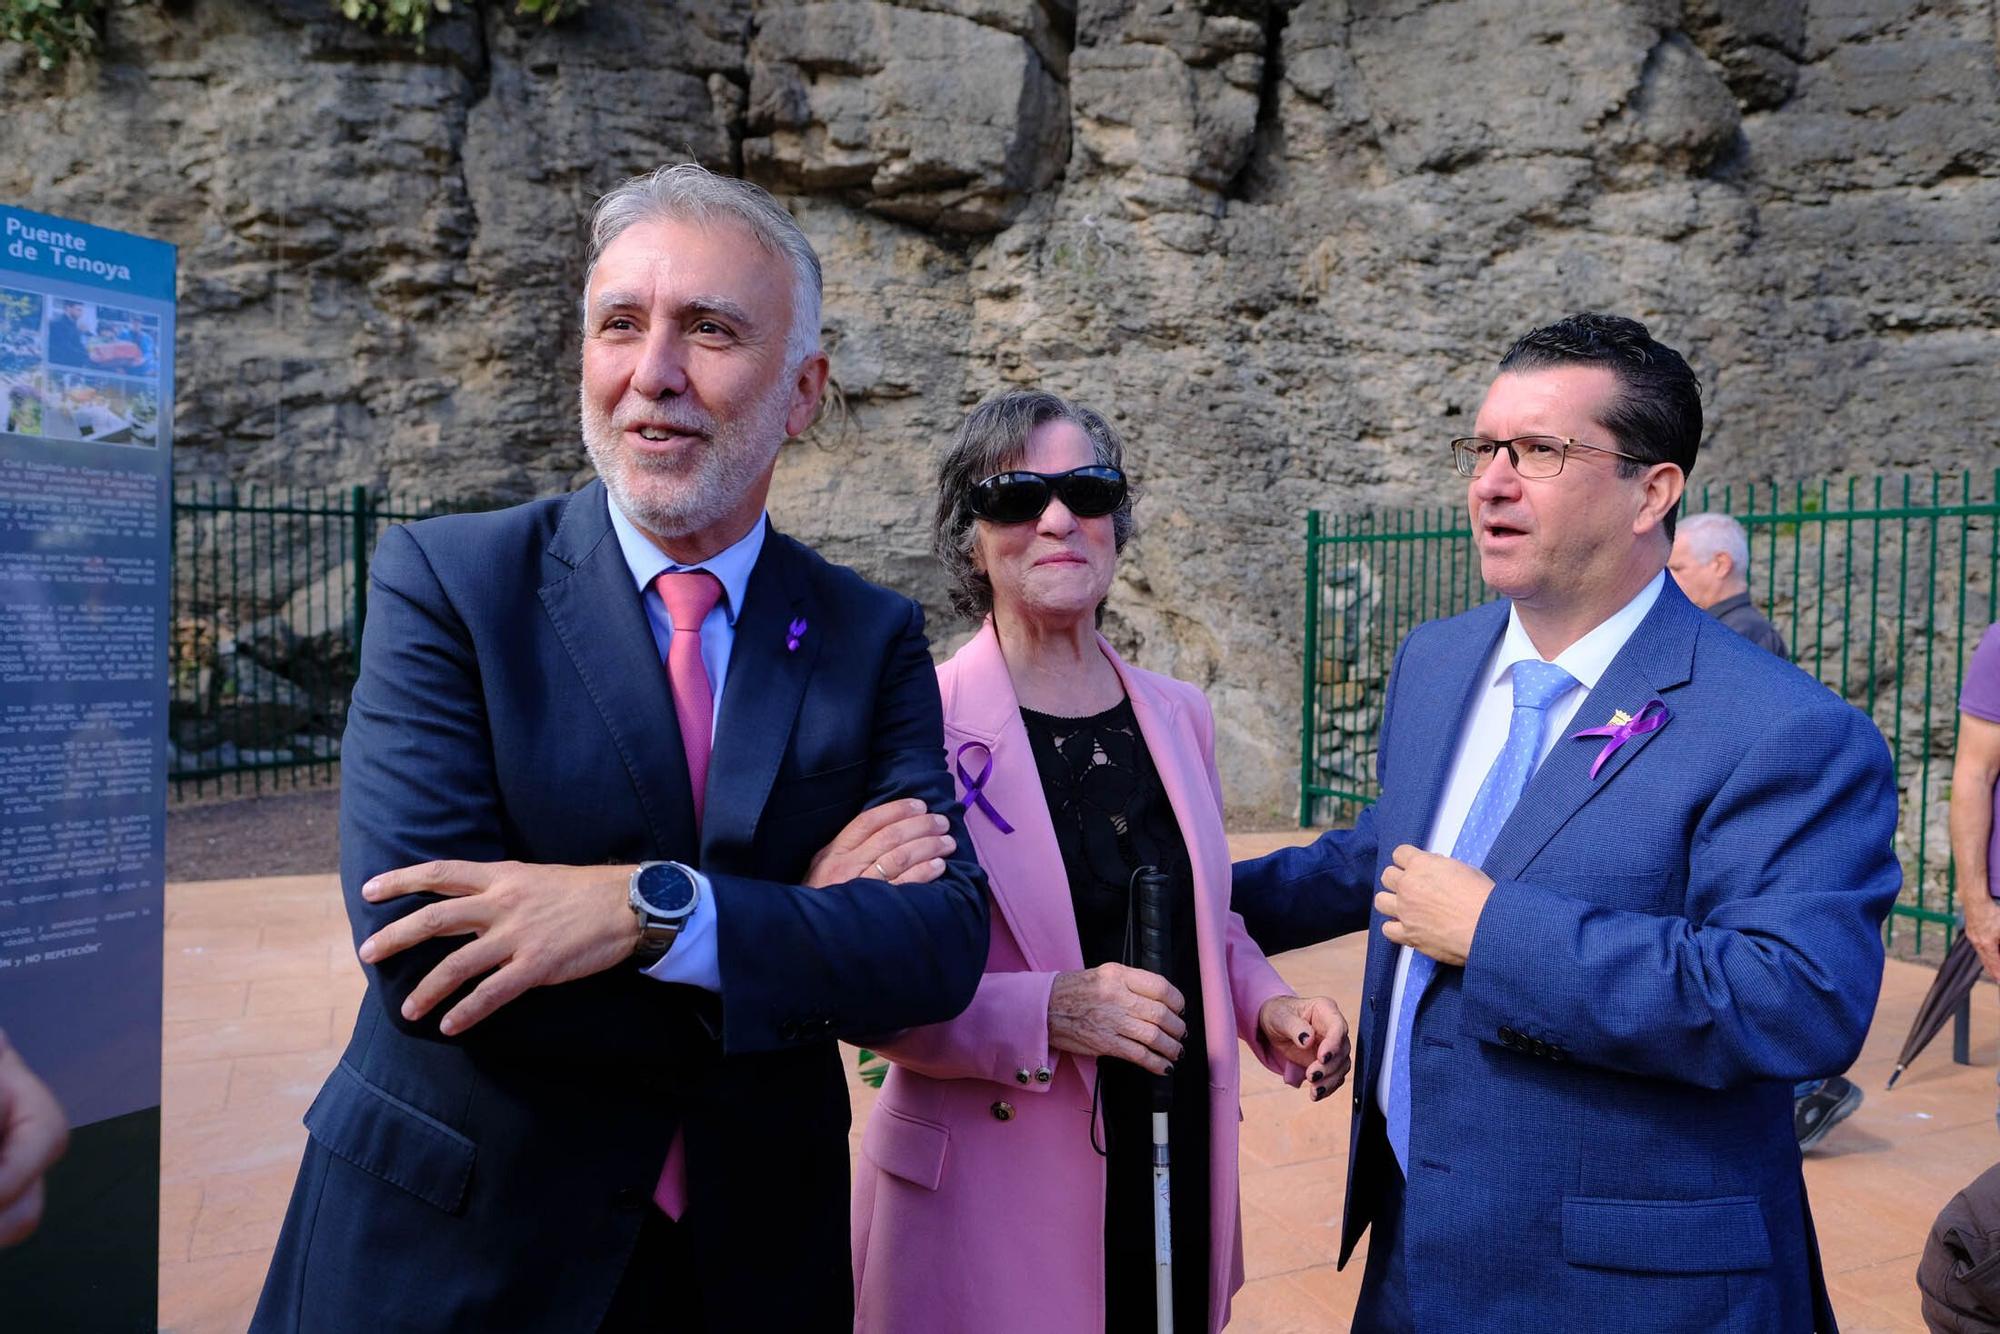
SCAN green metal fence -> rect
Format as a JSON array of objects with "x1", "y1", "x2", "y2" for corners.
[
  {"x1": 1299, "y1": 470, "x2": 2000, "y2": 951},
  {"x1": 169, "y1": 485, "x2": 494, "y2": 799}
]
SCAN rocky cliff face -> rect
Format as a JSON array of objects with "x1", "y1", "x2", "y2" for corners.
[{"x1": 8, "y1": 0, "x2": 1999, "y2": 818}]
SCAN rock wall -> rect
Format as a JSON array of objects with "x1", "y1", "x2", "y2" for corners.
[{"x1": 8, "y1": 0, "x2": 2000, "y2": 819}]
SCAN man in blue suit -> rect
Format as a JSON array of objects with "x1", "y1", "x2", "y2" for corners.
[
  {"x1": 1234, "y1": 314, "x2": 1899, "y2": 1332},
  {"x1": 252, "y1": 165, "x2": 987, "y2": 1332}
]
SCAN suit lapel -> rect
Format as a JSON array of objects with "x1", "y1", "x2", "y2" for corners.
[
  {"x1": 538, "y1": 484, "x2": 698, "y2": 856},
  {"x1": 1108, "y1": 641, "x2": 1238, "y2": 1067},
  {"x1": 1480, "y1": 582, "x2": 1699, "y2": 882},
  {"x1": 942, "y1": 623, "x2": 1085, "y2": 974},
  {"x1": 701, "y1": 527, "x2": 818, "y2": 862}
]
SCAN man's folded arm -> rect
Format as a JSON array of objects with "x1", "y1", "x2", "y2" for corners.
[
  {"x1": 1460, "y1": 700, "x2": 1901, "y2": 1089},
  {"x1": 710, "y1": 598, "x2": 990, "y2": 1054},
  {"x1": 340, "y1": 526, "x2": 681, "y2": 1052}
]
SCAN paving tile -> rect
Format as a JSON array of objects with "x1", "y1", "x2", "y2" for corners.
[
  {"x1": 164, "y1": 924, "x2": 263, "y2": 954},
  {"x1": 1240, "y1": 1197, "x2": 1337, "y2": 1282},
  {"x1": 163, "y1": 981, "x2": 248, "y2": 1023},
  {"x1": 162, "y1": 1057, "x2": 233, "y2": 1119},
  {"x1": 188, "y1": 1163, "x2": 303, "y2": 1261},
  {"x1": 258, "y1": 918, "x2": 351, "y2": 951},
  {"x1": 157, "y1": 1250, "x2": 274, "y2": 1334},
  {"x1": 1825, "y1": 1253, "x2": 1927, "y2": 1333},
  {"x1": 1237, "y1": 1076, "x2": 1353, "y2": 1170},
  {"x1": 167, "y1": 940, "x2": 340, "y2": 987},
  {"x1": 1241, "y1": 1158, "x2": 1346, "y2": 1235},
  {"x1": 161, "y1": 1106, "x2": 310, "y2": 1186},
  {"x1": 225, "y1": 1048, "x2": 341, "y2": 1116},
  {"x1": 159, "y1": 1179, "x2": 201, "y2": 1265},
  {"x1": 245, "y1": 970, "x2": 364, "y2": 1017},
  {"x1": 1286, "y1": 1250, "x2": 1367, "y2": 1326},
  {"x1": 163, "y1": 1008, "x2": 333, "y2": 1065},
  {"x1": 1229, "y1": 1273, "x2": 1349, "y2": 1333}
]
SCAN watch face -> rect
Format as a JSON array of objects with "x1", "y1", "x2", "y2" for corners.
[{"x1": 634, "y1": 862, "x2": 697, "y2": 916}]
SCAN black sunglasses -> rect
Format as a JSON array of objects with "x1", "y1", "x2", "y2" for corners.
[{"x1": 967, "y1": 466, "x2": 1128, "y2": 524}]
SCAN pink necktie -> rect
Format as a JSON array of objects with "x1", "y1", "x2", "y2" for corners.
[
  {"x1": 653, "y1": 570, "x2": 722, "y2": 826},
  {"x1": 650, "y1": 568, "x2": 721, "y2": 1220}
]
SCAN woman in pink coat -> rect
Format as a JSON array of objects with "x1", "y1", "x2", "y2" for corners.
[{"x1": 848, "y1": 390, "x2": 1352, "y2": 1333}]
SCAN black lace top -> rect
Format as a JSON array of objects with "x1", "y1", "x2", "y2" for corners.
[{"x1": 1020, "y1": 697, "x2": 1211, "y2": 1332}]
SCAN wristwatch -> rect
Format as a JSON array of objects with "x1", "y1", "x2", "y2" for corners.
[{"x1": 628, "y1": 861, "x2": 700, "y2": 968}]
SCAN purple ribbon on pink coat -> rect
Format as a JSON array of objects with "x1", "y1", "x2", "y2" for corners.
[
  {"x1": 954, "y1": 741, "x2": 1014, "y2": 834},
  {"x1": 1570, "y1": 698, "x2": 1670, "y2": 779}
]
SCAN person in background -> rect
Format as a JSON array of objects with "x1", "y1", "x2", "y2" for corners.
[
  {"x1": 849, "y1": 390, "x2": 1350, "y2": 1334},
  {"x1": 1952, "y1": 624, "x2": 2000, "y2": 1134},
  {"x1": 0, "y1": 1029, "x2": 66, "y2": 1248},
  {"x1": 1670, "y1": 511, "x2": 1865, "y2": 1149},
  {"x1": 1668, "y1": 511, "x2": 1787, "y2": 657}
]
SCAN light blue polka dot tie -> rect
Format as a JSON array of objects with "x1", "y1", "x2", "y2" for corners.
[{"x1": 1385, "y1": 658, "x2": 1578, "y2": 1173}]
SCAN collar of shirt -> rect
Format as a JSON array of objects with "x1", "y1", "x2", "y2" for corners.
[
  {"x1": 1487, "y1": 567, "x2": 1667, "y2": 703},
  {"x1": 605, "y1": 497, "x2": 766, "y2": 626}
]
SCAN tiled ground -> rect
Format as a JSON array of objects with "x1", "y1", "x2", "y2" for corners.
[{"x1": 159, "y1": 842, "x2": 1996, "y2": 1332}]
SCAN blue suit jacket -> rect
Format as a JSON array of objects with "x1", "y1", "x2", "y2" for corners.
[
  {"x1": 253, "y1": 484, "x2": 988, "y2": 1333},
  {"x1": 1233, "y1": 578, "x2": 1899, "y2": 1333}
]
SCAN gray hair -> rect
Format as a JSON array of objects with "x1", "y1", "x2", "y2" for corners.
[
  {"x1": 933, "y1": 389, "x2": 1136, "y2": 622},
  {"x1": 584, "y1": 163, "x2": 823, "y2": 366},
  {"x1": 1678, "y1": 511, "x2": 1751, "y2": 578}
]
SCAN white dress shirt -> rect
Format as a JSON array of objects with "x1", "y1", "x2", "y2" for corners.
[
  {"x1": 1374, "y1": 570, "x2": 1666, "y2": 1120},
  {"x1": 606, "y1": 498, "x2": 770, "y2": 993}
]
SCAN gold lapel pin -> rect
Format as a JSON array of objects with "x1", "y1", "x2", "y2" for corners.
[{"x1": 1608, "y1": 709, "x2": 1633, "y2": 727}]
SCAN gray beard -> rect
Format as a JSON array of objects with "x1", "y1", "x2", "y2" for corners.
[{"x1": 581, "y1": 383, "x2": 791, "y2": 540}]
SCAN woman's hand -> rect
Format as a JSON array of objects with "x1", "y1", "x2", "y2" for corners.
[
  {"x1": 1257, "y1": 994, "x2": 1352, "y2": 1103},
  {"x1": 804, "y1": 800, "x2": 957, "y2": 889},
  {"x1": 1048, "y1": 963, "x2": 1186, "y2": 1075}
]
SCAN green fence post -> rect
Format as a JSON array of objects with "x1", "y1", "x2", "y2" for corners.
[
  {"x1": 1300, "y1": 509, "x2": 1321, "y2": 828},
  {"x1": 351, "y1": 484, "x2": 372, "y2": 678}
]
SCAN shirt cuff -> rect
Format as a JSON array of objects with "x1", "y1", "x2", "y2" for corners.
[{"x1": 640, "y1": 868, "x2": 721, "y2": 992}]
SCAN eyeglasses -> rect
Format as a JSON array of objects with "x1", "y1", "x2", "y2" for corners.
[
  {"x1": 968, "y1": 466, "x2": 1128, "y2": 524},
  {"x1": 1449, "y1": 435, "x2": 1652, "y2": 479}
]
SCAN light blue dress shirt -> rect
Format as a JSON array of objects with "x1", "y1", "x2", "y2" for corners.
[
  {"x1": 1374, "y1": 570, "x2": 1664, "y2": 1119},
  {"x1": 606, "y1": 498, "x2": 770, "y2": 993}
]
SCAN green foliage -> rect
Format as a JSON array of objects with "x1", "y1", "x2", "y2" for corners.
[
  {"x1": 336, "y1": 0, "x2": 446, "y2": 40},
  {"x1": 855, "y1": 1048, "x2": 889, "y2": 1090},
  {"x1": 511, "y1": 0, "x2": 580, "y2": 25},
  {"x1": 1, "y1": 0, "x2": 105, "y2": 71},
  {"x1": 335, "y1": 0, "x2": 585, "y2": 43}
]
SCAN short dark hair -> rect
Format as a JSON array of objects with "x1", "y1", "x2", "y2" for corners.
[
  {"x1": 932, "y1": 389, "x2": 1135, "y2": 622},
  {"x1": 1497, "y1": 313, "x2": 1701, "y2": 538}
]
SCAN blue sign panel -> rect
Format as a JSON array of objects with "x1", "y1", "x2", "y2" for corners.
[{"x1": 0, "y1": 204, "x2": 172, "y2": 1328}]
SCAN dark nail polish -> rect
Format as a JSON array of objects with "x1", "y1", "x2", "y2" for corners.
[
  {"x1": 1298, "y1": 1031, "x2": 1311, "y2": 1044},
  {"x1": 1309, "y1": 1068, "x2": 1324, "y2": 1083},
  {"x1": 1162, "y1": 1064, "x2": 1174, "y2": 1076},
  {"x1": 1313, "y1": 1086, "x2": 1329, "y2": 1101}
]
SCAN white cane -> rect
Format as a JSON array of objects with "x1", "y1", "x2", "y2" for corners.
[{"x1": 1133, "y1": 865, "x2": 1175, "y2": 1334}]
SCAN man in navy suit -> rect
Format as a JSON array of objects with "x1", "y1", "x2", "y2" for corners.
[
  {"x1": 1234, "y1": 314, "x2": 1899, "y2": 1332},
  {"x1": 252, "y1": 165, "x2": 987, "y2": 1333}
]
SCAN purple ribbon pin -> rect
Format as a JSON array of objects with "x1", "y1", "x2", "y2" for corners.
[
  {"x1": 1570, "y1": 698, "x2": 1670, "y2": 779},
  {"x1": 954, "y1": 741, "x2": 1014, "y2": 834},
  {"x1": 786, "y1": 617, "x2": 808, "y2": 652}
]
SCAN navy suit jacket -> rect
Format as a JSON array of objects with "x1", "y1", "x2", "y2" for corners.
[
  {"x1": 253, "y1": 484, "x2": 988, "y2": 1333},
  {"x1": 1233, "y1": 577, "x2": 1899, "y2": 1333}
]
